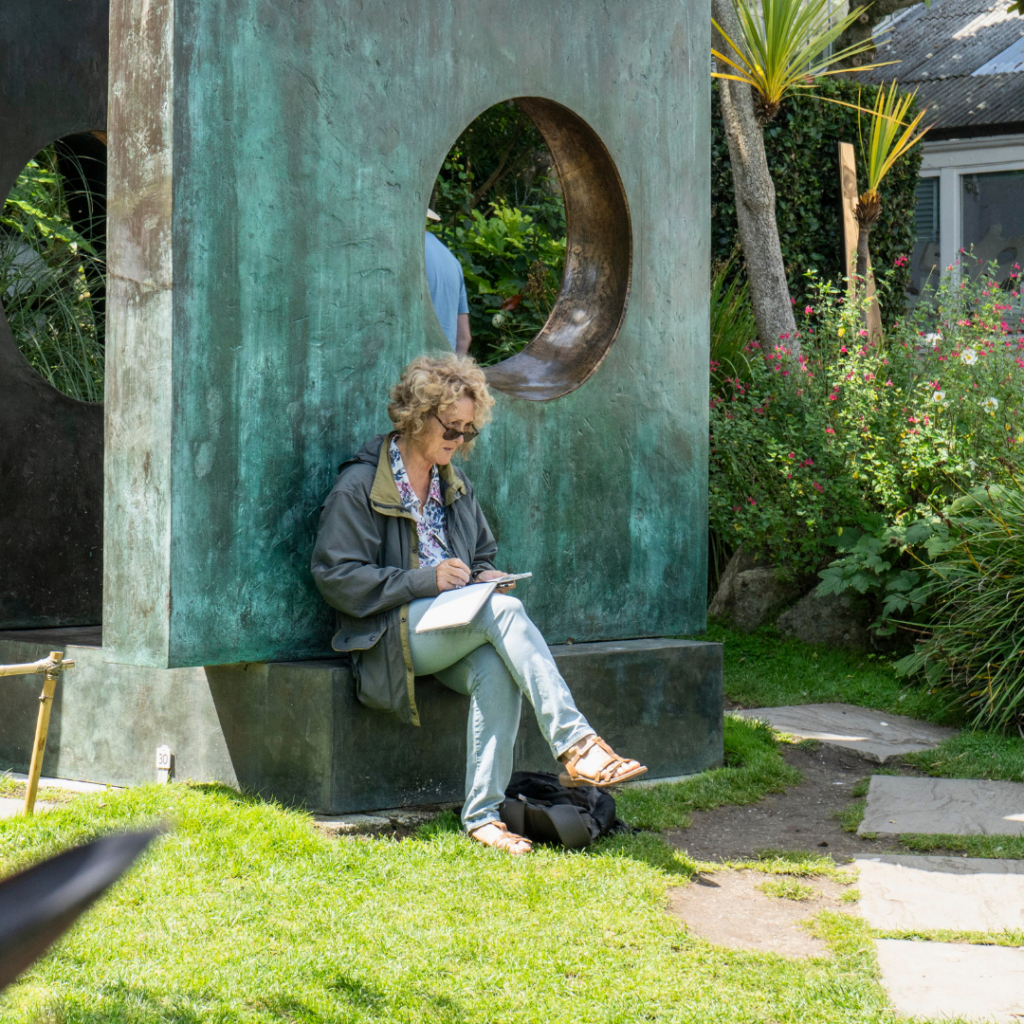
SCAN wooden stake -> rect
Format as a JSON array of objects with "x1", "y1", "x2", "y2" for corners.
[{"x1": 838, "y1": 142, "x2": 883, "y2": 343}]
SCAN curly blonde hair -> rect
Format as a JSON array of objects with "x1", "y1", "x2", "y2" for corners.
[{"x1": 387, "y1": 354, "x2": 495, "y2": 455}]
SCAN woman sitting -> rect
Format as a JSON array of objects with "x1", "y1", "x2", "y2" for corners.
[{"x1": 311, "y1": 354, "x2": 646, "y2": 854}]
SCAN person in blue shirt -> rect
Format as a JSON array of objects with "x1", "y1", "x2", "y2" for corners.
[{"x1": 425, "y1": 209, "x2": 471, "y2": 354}]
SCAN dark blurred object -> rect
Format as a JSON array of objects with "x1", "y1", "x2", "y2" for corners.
[{"x1": 0, "y1": 828, "x2": 161, "y2": 991}]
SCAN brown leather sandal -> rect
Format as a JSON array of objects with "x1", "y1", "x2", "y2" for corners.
[
  {"x1": 558, "y1": 735, "x2": 648, "y2": 788},
  {"x1": 468, "y1": 821, "x2": 533, "y2": 855}
]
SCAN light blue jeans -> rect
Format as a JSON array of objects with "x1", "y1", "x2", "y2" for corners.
[{"x1": 407, "y1": 593, "x2": 593, "y2": 832}]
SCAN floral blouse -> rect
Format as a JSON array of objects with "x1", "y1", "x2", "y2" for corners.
[{"x1": 388, "y1": 434, "x2": 451, "y2": 568}]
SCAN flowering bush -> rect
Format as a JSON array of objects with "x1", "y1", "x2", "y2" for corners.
[{"x1": 709, "y1": 255, "x2": 1024, "y2": 578}]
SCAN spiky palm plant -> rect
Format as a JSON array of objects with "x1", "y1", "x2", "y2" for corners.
[
  {"x1": 855, "y1": 81, "x2": 931, "y2": 286},
  {"x1": 712, "y1": 0, "x2": 893, "y2": 124}
]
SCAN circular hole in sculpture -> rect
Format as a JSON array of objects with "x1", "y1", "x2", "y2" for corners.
[
  {"x1": 426, "y1": 99, "x2": 631, "y2": 401},
  {"x1": 1, "y1": 133, "x2": 107, "y2": 403}
]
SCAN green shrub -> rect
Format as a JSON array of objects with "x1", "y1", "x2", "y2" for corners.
[
  {"x1": 430, "y1": 198, "x2": 565, "y2": 365},
  {"x1": 710, "y1": 258, "x2": 1024, "y2": 577},
  {"x1": 894, "y1": 484, "x2": 1024, "y2": 731},
  {"x1": 1, "y1": 146, "x2": 105, "y2": 401},
  {"x1": 712, "y1": 78, "x2": 922, "y2": 321}
]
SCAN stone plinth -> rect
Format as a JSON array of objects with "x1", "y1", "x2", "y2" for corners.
[{"x1": 0, "y1": 631, "x2": 722, "y2": 814}]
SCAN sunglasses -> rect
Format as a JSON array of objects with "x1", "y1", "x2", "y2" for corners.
[{"x1": 432, "y1": 412, "x2": 480, "y2": 442}]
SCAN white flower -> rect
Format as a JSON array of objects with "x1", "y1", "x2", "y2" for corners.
[
  {"x1": 931, "y1": 389, "x2": 946, "y2": 403},
  {"x1": 983, "y1": 396, "x2": 999, "y2": 414},
  {"x1": 961, "y1": 347, "x2": 978, "y2": 365},
  {"x1": 491, "y1": 312, "x2": 506, "y2": 327}
]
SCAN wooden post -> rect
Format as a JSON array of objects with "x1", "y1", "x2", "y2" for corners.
[{"x1": 838, "y1": 142, "x2": 883, "y2": 343}]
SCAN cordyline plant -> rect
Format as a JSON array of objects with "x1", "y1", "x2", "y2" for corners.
[
  {"x1": 710, "y1": 0, "x2": 893, "y2": 355},
  {"x1": 855, "y1": 81, "x2": 931, "y2": 289}
]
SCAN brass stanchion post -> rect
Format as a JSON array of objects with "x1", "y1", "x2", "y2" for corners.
[
  {"x1": 24, "y1": 653, "x2": 65, "y2": 816},
  {"x1": 0, "y1": 651, "x2": 76, "y2": 814}
]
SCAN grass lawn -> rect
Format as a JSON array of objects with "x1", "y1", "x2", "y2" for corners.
[
  {"x1": 0, "y1": 783, "x2": 893, "y2": 1024},
  {"x1": 6, "y1": 624, "x2": 1024, "y2": 1022}
]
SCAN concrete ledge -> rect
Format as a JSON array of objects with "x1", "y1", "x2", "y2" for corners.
[{"x1": 0, "y1": 631, "x2": 722, "y2": 814}]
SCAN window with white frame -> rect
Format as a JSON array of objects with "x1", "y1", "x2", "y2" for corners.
[{"x1": 961, "y1": 170, "x2": 1024, "y2": 285}]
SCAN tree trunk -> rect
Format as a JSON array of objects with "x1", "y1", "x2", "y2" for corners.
[
  {"x1": 855, "y1": 221, "x2": 872, "y2": 287},
  {"x1": 712, "y1": 0, "x2": 799, "y2": 355}
]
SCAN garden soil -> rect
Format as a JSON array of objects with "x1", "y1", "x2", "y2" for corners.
[{"x1": 666, "y1": 742, "x2": 927, "y2": 863}]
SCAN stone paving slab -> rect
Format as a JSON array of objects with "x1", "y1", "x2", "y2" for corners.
[
  {"x1": 875, "y1": 939, "x2": 1024, "y2": 1022},
  {"x1": 314, "y1": 807, "x2": 446, "y2": 835},
  {"x1": 0, "y1": 797, "x2": 52, "y2": 818},
  {"x1": 2, "y1": 772, "x2": 114, "y2": 794},
  {"x1": 857, "y1": 855, "x2": 1024, "y2": 933},
  {"x1": 735, "y1": 703, "x2": 955, "y2": 763},
  {"x1": 860, "y1": 776, "x2": 1024, "y2": 837}
]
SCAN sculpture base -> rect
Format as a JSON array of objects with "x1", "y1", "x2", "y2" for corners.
[{"x1": 0, "y1": 630, "x2": 723, "y2": 813}]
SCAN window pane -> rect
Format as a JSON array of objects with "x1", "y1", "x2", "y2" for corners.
[
  {"x1": 908, "y1": 176, "x2": 940, "y2": 300},
  {"x1": 962, "y1": 170, "x2": 1024, "y2": 285}
]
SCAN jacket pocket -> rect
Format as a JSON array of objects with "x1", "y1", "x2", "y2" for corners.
[{"x1": 331, "y1": 618, "x2": 385, "y2": 652}]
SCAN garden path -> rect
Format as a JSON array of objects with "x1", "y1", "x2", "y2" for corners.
[{"x1": 668, "y1": 704, "x2": 1024, "y2": 1022}]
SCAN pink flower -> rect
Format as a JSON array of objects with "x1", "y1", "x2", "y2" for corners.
[
  {"x1": 812, "y1": 481, "x2": 823, "y2": 493},
  {"x1": 840, "y1": 346, "x2": 848, "y2": 354},
  {"x1": 829, "y1": 393, "x2": 839, "y2": 401},
  {"x1": 825, "y1": 427, "x2": 835, "y2": 434},
  {"x1": 804, "y1": 306, "x2": 813, "y2": 315},
  {"x1": 748, "y1": 496, "x2": 756, "y2": 505},
  {"x1": 788, "y1": 452, "x2": 796, "y2": 459},
  {"x1": 894, "y1": 255, "x2": 909, "y2": 268}
]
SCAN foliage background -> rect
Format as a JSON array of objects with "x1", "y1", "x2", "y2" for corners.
[
  {"x1": 710, "y1": 261, "x2": 1024, "y2": 580},
  {"x1": 711, "y1": 78, "x2": 923, "y2": 322}
]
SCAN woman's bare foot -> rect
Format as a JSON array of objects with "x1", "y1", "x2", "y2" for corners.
[
  {"x1": 468, "y1": 821, "x2": 532, "y2": 854},
  {"x1": 558, "y1": 734, "x2": 647, "y2": 787}
]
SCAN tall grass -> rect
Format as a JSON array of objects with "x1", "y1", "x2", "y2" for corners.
[
  {"x1": 710, "y1": 254, "x2": 756, "y2": 388},
  {"x1": 896, "y1": 485, "x2": 1024, "y2": 732},
  {"x1": 1, "y1": 144, "x2": 106, "y2": 402},
  {"x1": 708, "y1": 256, "x2": 756, "y2": 596}
]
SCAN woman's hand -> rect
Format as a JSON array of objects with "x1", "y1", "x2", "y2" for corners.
[
  {"x1": 436, "y1": 558, "x2": 472, "y2": 592},
  {"x1": 475, "y1": 569, "x2": 515, "y2": 591}
]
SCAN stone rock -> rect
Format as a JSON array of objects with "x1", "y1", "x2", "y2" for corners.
[
  {"x1": 857, "y1": 855, "x2": 1024, "y2": 932},
  {"x1": 775, "y1": 590, "x2": 869, "y2": 649},
  {"x1": 735, "y1": 703, "x2": 956, "y2": 763},
  {"x1": 860, "y1": 776, "x2": 1024, "y2": 837},
  {"x1": 875, "y1": 940, "x2": 1024, "y2": 1022},
  {"x1": 709, "y1": 550, "x2": 801, "y2": 633}
]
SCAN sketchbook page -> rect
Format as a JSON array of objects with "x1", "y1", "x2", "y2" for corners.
[{"x1": 413, "y1": 580, "x2": 499, "y2": 633}]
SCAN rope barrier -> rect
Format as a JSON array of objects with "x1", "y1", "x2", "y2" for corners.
[{"x1": 0, "y1": 652, "x2": 75, "y2": 815}]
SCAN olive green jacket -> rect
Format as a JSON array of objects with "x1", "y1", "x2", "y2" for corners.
[{"x1": 311, "y1": 433, "x2": 498, "y2": 725}]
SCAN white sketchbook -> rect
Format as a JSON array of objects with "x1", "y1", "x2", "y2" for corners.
[{"x1": 414, "y1": 574, "x2": 532, "y2": 633}]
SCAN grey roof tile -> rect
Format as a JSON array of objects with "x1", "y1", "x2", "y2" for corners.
[{"x1": 854, "y1": 0, "x2": 1024, "y2": 130}]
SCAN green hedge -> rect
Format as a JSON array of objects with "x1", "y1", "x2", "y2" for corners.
[{"x1": 712, "y1": 78, "x2": 923, "y2": 322}]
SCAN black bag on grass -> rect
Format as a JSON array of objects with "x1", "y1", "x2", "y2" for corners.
[{"x1": 499, "y1": 771, "x2": 633, "y2": 849}]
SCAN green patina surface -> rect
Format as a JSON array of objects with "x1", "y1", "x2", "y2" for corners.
[{"x1": 105, "y1": 0, "x2": 710, "y2": 668}]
